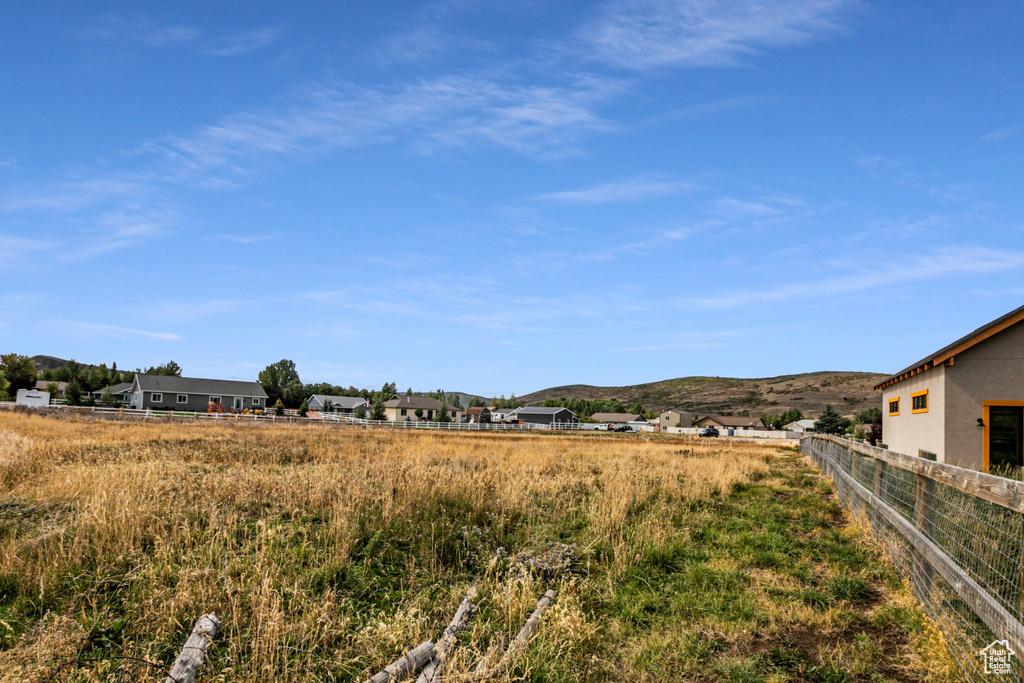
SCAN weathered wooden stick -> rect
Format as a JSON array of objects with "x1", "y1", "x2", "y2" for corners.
[
  {"x1": 364, "y1": 640, "x2": 436, "y2": 683},
  {"x1": 165, "y1": 613, "x2": 221, "y2": 683},
  {"x1": 473, "y1": 590, "x2": 556, "y2": 680},
  {"x1": 417, "y1": 586, "x2": 478, "y2": 683}
]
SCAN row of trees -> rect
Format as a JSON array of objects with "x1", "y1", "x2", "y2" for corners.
[{"x1": 539, "y1": 396, "x2": 649, "y2": 420}]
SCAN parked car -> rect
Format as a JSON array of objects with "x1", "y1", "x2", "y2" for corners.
[
  {"x1": 613, "y1": 425, "x2": 632, "y2": 432},
  {"x1": 698, "y1": 427, "x2": 720, "y2": 437}
]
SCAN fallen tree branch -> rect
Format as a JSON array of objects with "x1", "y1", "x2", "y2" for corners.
[
  {"x1": 472, "y1": 590, "x2": 556, "y2": 680},
  {"x1": 165, "y1": 613, "x2": 221, "y2": 683},
  {"x1": 364, "y1": 640, "x2": 436, "y2": 683},
  {"x1": 417, "y1": 586, "x2": 479, "y2": 683}
]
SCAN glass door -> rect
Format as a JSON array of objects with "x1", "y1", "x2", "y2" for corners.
[{"x1": 989, "y1": 406, "x2": 1023, "y2": 469}]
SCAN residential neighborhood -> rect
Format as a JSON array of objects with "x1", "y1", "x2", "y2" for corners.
[{"x1": 4, "y1": 302, "x2": 1024, "y2": 469}]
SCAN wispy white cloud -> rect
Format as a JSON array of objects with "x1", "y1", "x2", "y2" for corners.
[
  {"x1": 138, "y1": 74, "x2": 618, "y2": 183},
  {"x1": 217, "y1": 233, "x2": 279, "y2": 244},
  {"x1": 981, "y1": 123, "x2": 1024, "y2": 143},
  {"x1": 0, "y1": 235, "x2": 62, "y2": 265},
  {"x1": 709, "y1": 197, "x2": 782, "y2": 219},
  {"x1": 536, "y1": 177, "x2": 694, "y2": 203},
  {"x1": 202, "y1": 28, "x2": 282, "y2": 56},
  {"x1": 2, "y1": 178, "x2": 145, "y2": 212},
  {"x1": 47, "y1": 321, "x2": 184, "y2": 341},
  {"x1": 576, "y1": 0, "x2": 858, "y2": 70},
  {"x1": 80, "y1": 16, "x2": 280, "y2": 56},
  {"x1": 687, "y1": 246, "x2": 1024, "y2": 309}
]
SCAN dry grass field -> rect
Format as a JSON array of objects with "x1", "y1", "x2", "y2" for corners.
[{"x1": 0, "y1": 410, "x2": 953, "y2": 682}]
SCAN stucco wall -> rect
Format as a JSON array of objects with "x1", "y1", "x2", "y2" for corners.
[
  {"x1": 880, "y1": 365, "x2": 945, "y2": 461},
  {"x1": 944, "y1": 321, "x2": 1024, "y2": 469}
]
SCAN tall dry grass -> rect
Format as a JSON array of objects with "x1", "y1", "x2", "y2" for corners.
[{"x1": 0, "y1": 411, "x2": 780, "y2": 681}]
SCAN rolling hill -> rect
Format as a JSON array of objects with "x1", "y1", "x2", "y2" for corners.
[{"x1": 517, "y1": 371, "x2": 889, "y2": 418}]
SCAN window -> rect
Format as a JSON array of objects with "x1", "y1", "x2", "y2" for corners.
[
  {"x1": 177, "y1": 394, "x2": 188, "y2": 404},
  {"x1": 912, "y1": 390, "x2": 928, "y2": 414},
  {"x1": 252, "y1": 398, "x2": 261, "y2": 406},
  {"x1": 209, "y1": 396, "x2": 221, "y2": 405},
  {"x1": 151, "y1": 393, "x2": 163, "y2": 402},
  {"x1": 400, "y1": 408, "x2": 407, "y2": 416},
  {"x1": 888, "y1": 398, "x2": 900, "y2": 416}
]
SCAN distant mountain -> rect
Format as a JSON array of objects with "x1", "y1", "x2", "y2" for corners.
[
  {"x1": 518, "y1": 371, "x2": 888, "y2": 418},
  {"x1": 31, "y1": 355, "x2": 70, "y2": 372}
]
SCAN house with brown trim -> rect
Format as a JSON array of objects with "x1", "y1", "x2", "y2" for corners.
[
  {"x1": 693, "y1": 415, "x2": 768, "y2": 430},
  {"x1": 875, "y1": 303, "x2": 1024, "y2": 470},
  {"x1": 465, "y1": 406, "x2": 491, "y2": 423},
  {"x1": 383, "y1": 395, "x2": 464, "y2": 422}
]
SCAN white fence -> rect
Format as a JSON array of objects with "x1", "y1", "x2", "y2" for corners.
[
  {"x1": 661, "y1": 425, "x2": 802, "y2": 439},
  {"x1": 0, "y1": 403, "x2": 582, "y2": 431}
]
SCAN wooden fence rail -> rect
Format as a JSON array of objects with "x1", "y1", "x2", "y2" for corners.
[{"x1": 803, "y1": 435, "x2": 1024, "y2": 682}]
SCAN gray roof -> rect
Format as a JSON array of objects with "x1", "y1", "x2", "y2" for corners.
[
  {"x1": 309, "y1": 395, "x2": 367, "y2": 410},
  {"x1": 591, "y1": 412, "x2": 645, "y2": 423},
  {"x1": 134, "y1": 374, "x2": 267, "y2": 398},
  {"x1": 515, "y1": 406, "x2": 576, "y2": 416},
  {"x1": 786, "y1": 419, "x2": 817, "y2": 430},
  {"x1": 92, "y1": 382, "x2": 133, "y2": 397},
  {"x1": 383, "y1": 395, "x2": 462, "y2": 411}
]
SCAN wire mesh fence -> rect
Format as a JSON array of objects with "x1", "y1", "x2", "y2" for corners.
[{"x1": 802, "y1": 434, "x2": 1024, "y2": 682}]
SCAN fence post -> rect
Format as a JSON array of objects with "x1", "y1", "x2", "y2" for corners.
[
  {"x1": 912, "y1": 471, "x2": 936, "y2": 603},
  {"x1": 849, "y1": 447, "x2": 862, "y2": 514}
]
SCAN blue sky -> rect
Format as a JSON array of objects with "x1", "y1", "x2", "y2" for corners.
[{"x1": 2, "y1": 1, "x2": 1023, "y2": 396}]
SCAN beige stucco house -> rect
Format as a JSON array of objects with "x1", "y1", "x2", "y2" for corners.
[
  {"x1": 384, "y1": 395, "x2": 464, "y2": 422},
  {"x1": 876, "y1": 304, "x2": 1024, "y2": 470},
  {"x1": 659, "y1": 410, "x2": 693, "y2": 430}
]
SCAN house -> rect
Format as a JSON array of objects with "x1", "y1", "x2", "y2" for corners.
[
  {"x1": 875, "y1": 304, "x2": 1024, "y2": 470},
  {"x1": 129, "y1": 374, "x2": 268, "y2": 412},
  {"x1": 307, "y1": 395, "x2": 368, "y2": 414},
  {"x1": 92, "y1": 382, "x2": 133, "y2": 405},
  {"x1": 785, "y1": 419, "x2": 817, "y2": 433},
  {"x1": 383, "y1": 395, "x2": 464, "y2": 422},
  {"x1": 591, "y1": 412, "x2": 646, "y2": 427},
  {"x1": 465, "y1": 406, "x2": 491, "y2": 423},
  {"x1": 659, "y1": 410, "x2": 693, "y2": 431},
  {"x1": 35, "y1": 380, "x2": 68, "y2": 398},
  {"x1": 514, "y1": 406, "x2": 578, "y2": 427},
  {"x1": 491, "y1": 407, "x2": 519, "y2": 422},
  {"x1": 694, "y1": 415, "x2": 768, "y2": 430}
]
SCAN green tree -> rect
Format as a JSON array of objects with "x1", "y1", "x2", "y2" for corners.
[
  {"x1": 0, "y1": 353, "x2": 37, "y2": 394},
  {"x1": 855, "y1": 407, "x2": 882, "y2": 425},
  {"x1": 468, "y1": 396, "x2": 486, "y2": 408},
  {"x1": 814, "y1": 405, "x2": 850, "y2": 436},
  {"x1": 0, "y1": 369, "x2": 9, "y2": 401},
  {"x1": 867, "y1": 413, "x2": 883, "y2": 446},
  {"x1": 370, "y1": 396, "x2": 386, "y2": 421},
  {"x1": 437, "y1": 401, "x2": 450, "y2": 423},
  {"x1": 298, "y1": 398, "x2": 309, "y2": 418},
  {"x1": 100, "y1": 386, "x2": 114, "y2": 406},
  {"x1": 627, "y1": 402, "x2": 644, "y2": 415},
  {"x1": 259, "y1": 359, "x2": 300, "y2": 387},
  {"x1": 273, "y1": 399, "x2": 284, "y2": 416},
  {"x1": 144, "y1": 361, "x2": 182, "y2": 377},
  {"x1": 354, "y1": 404, "x2": 367, "y2": 419},
  {"x1": 66, "y1": 381, "x2": 83, "y2": 406}
]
